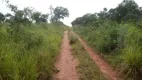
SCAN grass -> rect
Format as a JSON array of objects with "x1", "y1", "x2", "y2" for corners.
[
  {"x1": 101, "y1": 54, "x2": 122, "y2": 70},
  {"x1": 73, "y1": 23, "x2": 142, "y2": 80},
  {"x1": 121, "y1": 45, "x2": 142, "y2": 80},
  {"x1": 0, "y1": 23, "x2": 66, "y2": 80},
  {"x1": 69, "y1": 33, "x2": 106, "y2": 80}
]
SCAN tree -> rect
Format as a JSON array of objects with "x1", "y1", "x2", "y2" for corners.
[
  {"x1": 72, "y1": 0, "x2": 142, "y2": 26},
  {"x1": 23, "y1": 7, "x2": 34, "y2": 20},
  {"x1": 41, "y1": 14, "x2": 48, "y2": 19},
  {"x1": 97, "y1": 8, "x2": 108, "y2": 20},
  {"x1": 0, "y1": 12, "x2": 5, "y2": 23},
  {"x1": 113, "y1": 0, "x2": 139, "y2": 22},
  {"x1": 7, "y1": 4, "x2": 18, "y2": 12},
  {"x1": 52, "y1": 6, "x2": 69, "y2": 22},
  {"x1": 5, "y1": 13, "x2": 12, "y2": 17},
  {"x1": 71, "y1": 13, "x2": 97, "y2": 26},
  {"x1": 4, "y1": 13, "x2": 14, "y2": 23},
  {"x1": 31, "y1": 11, "x2": 41, "y2": 23},
  {"x1": 49, "y1": 5, "x2": 54, "y2": 22},
  {"x1": 40, "y1": 14, "x2": 49, "y2": 22},
  {"x1": 31, "y1": 12, "x2": 49, "y2": 23},
  {"x1": 71, "y1": 17, "x2": 83, "y2": 26},
  {"x1": 14, "y1": 10, "x2": 24, "y2": 20},
  {"x1": 104, "y1": 8, "x2": 107, "y2": 12}
]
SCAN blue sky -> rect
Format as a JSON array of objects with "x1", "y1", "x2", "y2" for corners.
[{"x1": 0, "y1": 0, "x2": 142, "y2": 26}]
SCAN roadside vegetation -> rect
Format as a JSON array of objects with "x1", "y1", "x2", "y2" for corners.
[
  {"x1": 0, "y1": 0, "x2": 69, "y2": 80},
  {"x1": 0, "y1": 24, "x2": 65, "y2": 80},
  {"x1": 69, "y1": 32, "x2": 106, "y2": 80},
  {"x1": 72, "y1": 0, "x2": 142, "y2": 79}
]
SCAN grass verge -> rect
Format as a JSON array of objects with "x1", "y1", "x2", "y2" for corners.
[{"x1": 69, "y1": 34, "x2": 106, "y2": 80}]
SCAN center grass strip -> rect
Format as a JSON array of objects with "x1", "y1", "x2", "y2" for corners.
[{"x1": 69, "y1": 34, "x2": 106, "y2": 80}]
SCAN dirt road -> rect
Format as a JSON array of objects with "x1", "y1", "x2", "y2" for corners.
[
  {"x1": 55, "y1": 31, "x2": 79, "y2": 80},
  {"x1": 72, "y1": 32, "x2": 123, "y2": 80}
]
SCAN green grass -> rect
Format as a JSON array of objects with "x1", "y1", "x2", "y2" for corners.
[
  {"x1": 121, "y1": 45, "x2": 142, "y2": 79},
  {"x1": 101, "y1": 54, "x2": 122, "y2": 70},
  {"x1": 73, "y1": 23, "x2": 142, "y2": 80},
  {"x1": 69, "y1": 33, "x2": 106, "y2": 80},
  {"x1": 0, "y1": 23, "x2": 66, "y2": 80}
]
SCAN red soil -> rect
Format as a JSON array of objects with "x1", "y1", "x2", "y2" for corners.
[{"x1": 54, "y1": 31, "x2": 79, "y2": 80}]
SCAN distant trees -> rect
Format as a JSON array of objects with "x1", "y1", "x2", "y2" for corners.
[
  {"x1": 111, "y1": 0, "x2": 140, "y2": 22},
  {"x1": 72, "y1": 0, "x2": 142, "y2": 26},
  {"x1": 0, "y1": 12, "x2": 5, "y2": 23},
  {"x1": 1, "y1": 0, "x2": 69, "y2": 25},
  {"x1": 50, "y1": 6, "x2": 69, "y2": 22},
  {"x1": 31, "y1": 12, "x2": 41, "y2": 22},
  {"x1": 71, "y1": 13, "x2": 97, "y2": 26},
  {"x1": 40, "y1": 14, "x2": 49, "y2": 22}
]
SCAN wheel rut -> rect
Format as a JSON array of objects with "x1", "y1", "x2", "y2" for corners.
[{"x1": 54, "y1": 30, "x2": 79, "y2": 80}]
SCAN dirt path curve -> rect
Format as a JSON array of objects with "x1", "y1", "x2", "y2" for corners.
[
  {"x1": 72, "y1": 32, "x2": 123, "y2": 80},
  {"x1": 54, "y1": 30, "x2": 79, "y2": 80}
]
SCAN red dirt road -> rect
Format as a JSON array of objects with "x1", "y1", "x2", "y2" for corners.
[
  {"x1": 55, "y1": 31, "x2": 79, "y2": 80},
  {"x1": 72, "y1": 32, "x2": 123, "y2": 80}
]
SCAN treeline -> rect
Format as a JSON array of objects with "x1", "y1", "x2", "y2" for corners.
[
  {"x1": 0, "y1": 0, "x2": 69, "y2": 25},
  {"x1": 72, "y1": 0, "x2": 142, "y2": 26},
  {"x1": 72, "y1": 0, "x2": 142, "y2": 79}
]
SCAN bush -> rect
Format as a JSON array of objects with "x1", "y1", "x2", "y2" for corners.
[{"x1": 94, "y1": 25, "x2": 118, "y2": 53}]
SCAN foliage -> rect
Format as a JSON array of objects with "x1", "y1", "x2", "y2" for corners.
[
  {"x1": 0, "y1": 24, "x2": 65, "y2": 80},
  {"x1": 0, "y1": 1, "x2": 69, "y2": 79},
  {"x1": 1, "y1": 0, "x2": 69, "y2": 24},
  {"x1": 51, "y1": 6, "x2": 69, "y2": 22},
  {"x1": 72, "y1": 0, "x2": 142, "y2": 26},
  {"x1": 70, "y1": 33, "x2": 106, "y2": 80},
  {"x1": 0, "y1": 12, "x2": 5, "y2": 23},
  {"x1": 73, "y1": 22, "x2": 142, "y2": 79},
  {"x1": 72, "y1": 0, "x2": 142, "y2": 79}
]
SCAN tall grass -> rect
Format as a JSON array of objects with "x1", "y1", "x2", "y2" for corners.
[
  {"x1": 0, "y1": 23, "x2": 65, "y2": 80},
  {"x1": 69, "y1": 33, "x2": 106, "y2": 80},
  {"x1": 73, "y1": 22, "x2": 142, "y2": 79},
  {"x1": 122, "y1": 45, "x2": 142, "y2": 79}
]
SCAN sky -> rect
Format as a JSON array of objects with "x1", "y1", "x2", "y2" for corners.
[{"x1": 0, "y1": 0, "x2": 142, "y2": 26}]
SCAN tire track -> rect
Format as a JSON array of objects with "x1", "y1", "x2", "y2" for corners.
[{"x1": 54, "y1": 30, "x2": 79, "y2": 80}]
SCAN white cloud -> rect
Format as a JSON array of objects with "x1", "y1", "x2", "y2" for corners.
[{"x1": 0, "y1": 0, "x2": 142, "y2": 26}]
